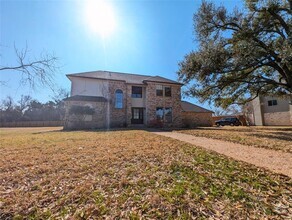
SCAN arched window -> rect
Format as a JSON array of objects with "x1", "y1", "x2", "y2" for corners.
[{"x1": 115, "y1": 89, "x2": 123, "y2": 109}]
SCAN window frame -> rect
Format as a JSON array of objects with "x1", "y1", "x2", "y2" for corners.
[
  {"x1": 155, "y1": 107, "x2": 172, "y2": 123},
  {"x1": 268, "y1": 100, "x2": 278, "y2": 106},
  {"x1": 131, "y1": 86, "x2": 143, "y2": 98},
  {"x1": 156, "y1": 85, "x2": 163, "y2": 96},
  {"x1": 115, "y1": 89, "x2": 123, "y2": 109},
  {"x1": 164, "y1": 86, "x2": 171, "y2": 97},
  {"x1": 156, "y1": 107, "x2": 164, "y2": 121},
  {"x1": 164, "y1": 107, "x2": 172, "y2": 123}
]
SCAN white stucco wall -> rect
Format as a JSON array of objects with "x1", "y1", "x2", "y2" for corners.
[
  {"x1": 262, "y1": 96, "x2": 290, "y2": 113},
  {"x1": 70, "y1": 77, "x2": 109, "y2": 97},
  {"x1": 131, "y1": 87, "x2": 146, "y2": 107},
  {"x1": 252, "y1": 97, "x2": 264, "y2": 126}
]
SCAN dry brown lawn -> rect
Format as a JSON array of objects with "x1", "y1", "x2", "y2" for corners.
[
  {"x1": 176, "y1": 126, "x2": 292, "y2": 153},
  {"x1": 0, "y1": 127, "x2": 291, "y2": 219}
]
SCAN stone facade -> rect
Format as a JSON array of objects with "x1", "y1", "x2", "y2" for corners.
[
  {"x1": 126, "y1": 84, "x2": 133, "y2": 126},
  {"x1": 65, "y1": 71, "x2": 217, "y2": 129},
  {"x1": 181, "y1": 112, "x2": 213, "y2": 127},
  {"x1": 263, "y1": 112, "x2": 292, "y2": 126},
  {"x1": 65, "y1": 81, "x2": 185, "y2": 129},
  {"x1": 145, "y1": 82, "x2": 182, "y2": 127},
  {"x1": 108, "y1": 81, "x2": 127, "y2": 127},
  {"x1": 64, "y1": 100, "x2": 108, "y2": 130}
]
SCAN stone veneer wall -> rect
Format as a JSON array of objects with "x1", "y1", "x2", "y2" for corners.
[
  {"x1": 108, "y1": 81, "x2": 127, "y2": 127},
  {"x1": 263, "y1": 111, "x2": 292, "y2": 126},
  {"x1": 145, "y1": 82, "x2": 182, "y2": 127},
  {"x1": 64, "y1": 80, "x2": 128, "y2": 130},
  {"x1": 182, "y1": 112, "x2": 213, "y2": 127},
  {"x1": 126, "y1": 84, "x2": 133, "y2": 126},
  {"x1": 65, "y1": 81, "x2": 184, "y2": 129},
  {"x1": 64, "y1": 100, "x2": 108, "y2": 130}
]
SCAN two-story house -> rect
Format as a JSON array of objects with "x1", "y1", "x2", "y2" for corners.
[
  {"x1": 246, "y1": 95, "x2": 292, "y2": 126},
  {"x1": 63, "y1": 71, "x2": 213, "y2": 129}
]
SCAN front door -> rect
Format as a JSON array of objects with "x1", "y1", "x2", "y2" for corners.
[{"x1": 131, "y1": 108, "x2": 144, "y2": 124}]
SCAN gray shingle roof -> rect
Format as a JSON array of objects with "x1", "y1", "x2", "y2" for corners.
[
  {"x1": 181, "y1": 101, "x2": 213, "y2": 113},
  {"x1": 67, "y1": 70, "x2": 183, "y2": 85},
  {"x1": 64, "y1": 95, "x2": 107, "y2": 102}
]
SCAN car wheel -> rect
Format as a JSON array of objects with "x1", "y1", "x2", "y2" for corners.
[
  {"x1": 230, "y1": 123, "x2": 234, "y2": 126},
  {"x1": 216, "y1": 123, "x2": 220, "y2": 127}
]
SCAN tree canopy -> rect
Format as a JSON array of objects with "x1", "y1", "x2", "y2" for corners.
[
  {"x1": 178, "y1": 0, "x2": 292, "y2": 108},
  {"x1": 0, "y1": 89, "x2": 69, "y2": 123}
]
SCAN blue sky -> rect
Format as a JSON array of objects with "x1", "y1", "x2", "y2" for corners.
[{"x1": 0, "y1": 0, "x2": 243, "y2": 110}]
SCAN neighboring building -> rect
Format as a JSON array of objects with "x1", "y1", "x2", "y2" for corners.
[
  {"x1": 246, "y1": 96, "x2": 292, "y2": 126},
  {"x1": 63, "y1": 70, "x2": 213, "y2": 129}
]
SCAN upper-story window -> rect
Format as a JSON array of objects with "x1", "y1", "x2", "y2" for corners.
[
  {"x1": 132, "y1": 86, "x2": 142, "y2": 98},
  {"x1": 115, "y1": 89, "x2": 123, "y2": 109},
  {"x1": 268, "y1": 100, "x2": 277, "y2": 106},
  {"x1": 164, "y1": 87, "x2": 171, "y2": 97},
  {"x1": 156, "y1": 85, "x2": 163, "y2": 96},
  {"x1": 156, "y1": 85, "x2": 171, "y2": 97}
]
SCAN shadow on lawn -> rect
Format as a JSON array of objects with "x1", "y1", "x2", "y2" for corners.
[
  {"x1": 32, "y1": 126, "x2": 155, "y2": 134},
  {"x1": 31, "y1": 126, "x2": 292, "y2": 135},
  {"x1": 173, "y1": 126, "x2": 292, "y2": 133},
  {"x1": 247, "y1": 132, "x2": 292, "y2": 142}
]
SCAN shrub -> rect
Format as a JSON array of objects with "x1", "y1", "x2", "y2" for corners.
[
  {"x1": 148, "y1": 119, "x2": 164, "y2": 128},
  {"x1": 69, "y1": 105, "x2": 95, "y2": 115}
]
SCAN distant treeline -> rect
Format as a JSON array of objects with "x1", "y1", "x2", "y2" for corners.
[{"x1": 0, "y1": 90, "x2": 68, "y2": 122}]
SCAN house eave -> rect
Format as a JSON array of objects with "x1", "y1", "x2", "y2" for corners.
[
  {"x1": 143, "y1": 80, "x2": 184, "y2": 86},
  {"x1": 66, "y1": 74, "x2": 126, "y2": 83}
]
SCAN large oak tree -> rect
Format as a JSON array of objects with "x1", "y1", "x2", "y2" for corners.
[{"x1": 178, "y1": 0, "x2": 292, "y2": 108}]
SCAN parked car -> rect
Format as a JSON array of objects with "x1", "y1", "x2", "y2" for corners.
[{"x1": 215, "y1": 117, "x2": 242, "y2": 126}]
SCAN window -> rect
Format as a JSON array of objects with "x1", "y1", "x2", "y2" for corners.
[
  {"x1": 156, "y1": 85, "x2": 171, "y2": 97},
  {"x1": 165, "y1": 87, "x2": 171, "y2": 97},
  {"x1": 133, "y1": 108, "x2": 140, "y2": 119},
  {"x1": 164, "y1": 107, "x2": 172, "y2": 123},
  {"x1": 268, "y1": 100, "x2": 277, "y2": 106},
  {"x1": 132, "y1": 108, "x2": 144, "y2": 124},
  {"x1": 156, "y1": 107, "x2": 164, "y2": 120},
  {"x1": 132, "y1": 86, "x2": 142, "y2": 98},
  {"x1": 156, "y1": 85, "x2": 163, "y2": 96},
  {"x1": 156, "y1": 107, "x2": 172, "y2": 123},
  {"x1": 115, "y1": 89, "x2": 123, "y2": 108}
]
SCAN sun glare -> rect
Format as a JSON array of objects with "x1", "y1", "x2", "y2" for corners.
[{"x1": 84, "y1": 0, "x2": 117, "y2": 38}]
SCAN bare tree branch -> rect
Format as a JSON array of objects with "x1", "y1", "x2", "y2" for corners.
[{"x1": 0, "y1": 44, "x2": 59, "y2": 90}]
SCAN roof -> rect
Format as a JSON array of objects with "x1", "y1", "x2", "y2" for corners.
[
  {"x1": 67, "y1": 70, "x2": 183, "y2": 85},
  {"x1": 181, "y1": 101, "x2": 214, "y2": 113},
  {"x1": 63, "y1": 95, "x2": 107, "y2": 102}
]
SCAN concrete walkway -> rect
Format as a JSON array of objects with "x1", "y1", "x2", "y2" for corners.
[{"x1": 153, "y1": 131, "x2": 292, "y2": 178}]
